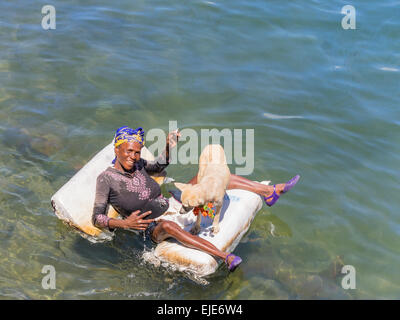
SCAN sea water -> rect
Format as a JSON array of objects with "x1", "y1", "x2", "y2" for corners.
[{"x1": 0, "y1": 0, "x2": 399, "y2": 299}]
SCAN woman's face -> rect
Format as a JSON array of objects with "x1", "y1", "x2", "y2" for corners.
[{"x1": 114, "y1": 141, "x2": 142, "y2": 171}]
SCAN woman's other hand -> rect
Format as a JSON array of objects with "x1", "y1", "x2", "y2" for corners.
[
  {"x1": 166, "y1": 129, "x2": 180, "y2": 150},
  {"x1": 109, "y1": 210, "x2": 155, "y2": 230}
]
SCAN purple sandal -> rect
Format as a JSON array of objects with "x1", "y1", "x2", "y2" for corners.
[
  {"x1": 225, "y1": 253, "x2": 242, "y2": 272},
  {"x1": 264, "y1": 174, "x2": 300, "y2": 207}
]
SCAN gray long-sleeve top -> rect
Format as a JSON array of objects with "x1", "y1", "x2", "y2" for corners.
[{"x1": 92, "y1": 156, "x2": 170, "y2": 229}]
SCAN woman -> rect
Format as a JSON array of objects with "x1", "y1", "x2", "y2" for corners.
[{"x1": 92, "y1": 126, "x2": 299, "y2": 272}]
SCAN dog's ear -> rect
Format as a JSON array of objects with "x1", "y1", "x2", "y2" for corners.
[{"x1": 174, "y1": 182, "x2": 189, "y2": 191}]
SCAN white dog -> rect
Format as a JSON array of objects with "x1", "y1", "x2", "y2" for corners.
[{"x1": 174, "y1": 144, "x2": 230, "y2": 234}]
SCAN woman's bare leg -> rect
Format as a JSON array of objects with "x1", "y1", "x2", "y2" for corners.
[
  {"x1": 188, "y1": 174, "x2": 285, "y2": 198},
  {"x1": 151, "y1": 220, "x2": 235, "y2": 264}
]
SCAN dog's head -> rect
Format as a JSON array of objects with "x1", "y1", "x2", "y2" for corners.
[{"x1": 174, "y1": 182, "x2": 205, "y2": 214}]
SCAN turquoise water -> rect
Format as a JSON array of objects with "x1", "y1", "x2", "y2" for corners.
[{"x1": 0, "y1": 0, "x2": 399, "y2": 299}]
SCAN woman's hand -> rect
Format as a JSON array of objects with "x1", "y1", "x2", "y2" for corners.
[
  {"x1": 109, "y1": 210, "x2": 155, "y2": 230},
  {"x1": 164, "y1": 129, "x2": 180, "y2": 160},
  {"x1": 166, "y1": 129, "x2": 180, "y2": 150},
  {"x1": 124, "y1": 210, "x2": 155, "y2": 230}
]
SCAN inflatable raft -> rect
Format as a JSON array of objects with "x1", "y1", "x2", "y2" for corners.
[{"x1": 51, "y1": 142, "x2": 269, "y2": 276}]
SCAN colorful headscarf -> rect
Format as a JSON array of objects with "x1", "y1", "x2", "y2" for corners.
[
  {"x1": 112, "y1": 126, "x2": 145, "y2": 164},
  {"x1": 114, "y1": 126, "x2": 145, "y2": 147}
]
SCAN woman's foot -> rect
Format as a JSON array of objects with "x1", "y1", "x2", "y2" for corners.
[
  {"x1": 225, "y1": 253, "x2": 242, "y2": 272},
  {"x1": 263, "y1": 175, "x2": 300, "y2": 207}
]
